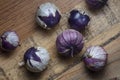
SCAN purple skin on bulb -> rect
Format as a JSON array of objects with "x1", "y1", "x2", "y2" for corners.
[
  {"x1": 1, "y1": 36, "x2": 16, "y2": 50},
  {"x1": 68, "y1": 10, "x2": 90, "y2": 31},
  {"x1": 86, "y1": 0, "x2": 108, "y2": 9},
  {"x1": 56, "y1": 29, "x2": 84, "y2": 57},
  {"x1": 83, "y1": 58, "x2": 106, "y2": 71},
  {"x1": 39, "y1": 10, "x2": 61, "y2": 28},
  {"x1": 24, "y1": 47, "x2": 41, "y2": 67},
  {"x1": 0, "y1": 31, "x2": 19, "y2": 51},
  {"x1": 83, "y1": 46, "x2": 108, "y2": 71}
]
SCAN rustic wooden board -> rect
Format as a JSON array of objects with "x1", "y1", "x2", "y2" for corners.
[
  {"x1": 0, "y1": 0, "x2": 120, "y2": 80},
  {"x1": 55, "y1": 37, "x2": 120, "y2": 80}
]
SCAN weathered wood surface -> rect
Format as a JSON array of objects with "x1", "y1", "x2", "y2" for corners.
[{"x1": 0, "y1": 0, "x2": 120, "y2": 80}]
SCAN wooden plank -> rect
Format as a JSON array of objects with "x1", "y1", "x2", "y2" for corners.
[
  {"x1": 0, "y1": 0, "x2": 120, "y2": 40},
  {"x1": 0, "y1": 0, "x2": 120, "y2": 80},
  {"x1": 55, "y1": 36, "x2": 120, "y2": 80},
  {"x1": 0, "y1": 23, "x2": 119, "y2": 80},
  {"x1": 0, "y1": 0, "x2": 82, "y2": 40}
]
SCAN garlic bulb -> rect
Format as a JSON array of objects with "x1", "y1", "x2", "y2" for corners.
[
  {"x1": 0, "y1": 30, "x2": 20, "y2": 51},
  {"x1": 24, "y1": 47, "x2": 50, "y2": 72},
  {"x1": 56, "y1": 29, "x2": 84, "y2": 57},
  {"x1": 36, "y1": 2, "x2": 61, "y2": 29},
  {"x1": 68, "y1": 9, "x2": 90, "y2": 31},
  {"x1": 83, "y1": 46, "x2": 108, "y2": 71}
]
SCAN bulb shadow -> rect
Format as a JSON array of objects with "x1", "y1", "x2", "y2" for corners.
[
  {"x1": 23, "y1": 67, "x2": 48, "y2": 80},
  {"x1": 79, "y1": 27, "x2": 90, "y2": 37},
  {"x1": 84, "y1": 64, "x2": 107, "y2": 79},
  {"x1": 34, "y1": 19, "x2": 60, "y2": 37},
  {"x1": 56, "y1": 49, "x2": 83, "y2": 66},
  {"x1": 67, "y1": 22, "x2": 91, "y2": 38},
  {"x1": 57, "y1": 52, "x2": 72, "y2": 61},
  {"x1": 0, "y1": 48, "x2": 17, "y2": 58}
]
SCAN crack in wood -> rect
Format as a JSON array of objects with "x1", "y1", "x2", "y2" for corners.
[
  {"x1": 101, "y1": 31, "x2": 120, "y2": 47},
  {"x1": 0, "y1": 67, "x2": 9, "y2": 80},
  {"x1": 52, "y1": 52, "x2": 120, "y2": 80},
  {"x1": 48, "y1": 56, "x2": 83, "y2": 80},
  {"x1": 109, "y1": 77, "x2": 120, "y2": 80},
  {"x1": 49, "y1": 31, "x2": 120, "y2": 80}
]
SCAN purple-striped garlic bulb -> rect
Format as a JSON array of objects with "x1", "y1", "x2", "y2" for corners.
[
  {"x1": 36, "y1": 2, "x2": 61, "y2": 29},
  {"x1": 0, "y1": 30, "x2": 20, "y2": 51},
  {"x1": 56, "y1": 29, "x2": 84, "y2": 57},
  {"x1": 83, "y1": 46, "x2": 108, "y2": 71},
  {"x1": 24, "y1": 47, "x2": 50, "y2": 72}
]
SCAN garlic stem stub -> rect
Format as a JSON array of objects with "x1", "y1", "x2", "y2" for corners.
[
  {"x1": 36, "y1": 2, "x2": 61, "y2": 30},
  {"x1": 56, "y1": 29, "x2": 84, "y2": 57},
  {"x1": 24, "y1": 47, "x2": 50, "y2": 72},
  {"x1": 0, "y1": 30, "x2": 20, "y2": 51},
  {"x1": 83, "y1": 46, "x2": 108, "y2": 71}
]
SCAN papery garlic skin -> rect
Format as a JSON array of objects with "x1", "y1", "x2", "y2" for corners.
[
  {"x1": 0, "y1": 31, "x2": 20, "y2": 51},
  {"x1": 56, "y1": 29, "x2": 84, "y2": 57},
  {"x1": 36, "y1": 2, "x2": 61, "y2": 29},
  {"x1": 83, "y1": 46, "x2": 108, "y2": 71},
  {"x1": 24, "y1": 47, "x2": 50, "y2": 72}
]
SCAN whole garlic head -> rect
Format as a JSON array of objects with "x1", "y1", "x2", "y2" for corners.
[
  {"x1": 0, "y1": 31, "x2": 20, "y2": 51},
  {"x1": 24, "y1": 47, "x2": 50, "y2": 72},
  {"x1": 36, "y1": 2, "x2": 61, "y2": 29},
  {"x1": 83, "y1": 46, "x2": 108, "y2": 71}
]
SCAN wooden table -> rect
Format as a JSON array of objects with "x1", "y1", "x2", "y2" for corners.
[{"x1": 0, "y1": 0, "x2": 120, "y2": 80}]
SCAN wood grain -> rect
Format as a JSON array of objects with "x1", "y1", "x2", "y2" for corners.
[
  {"x1": 0, "y1": 0, "x2": 120, "y2": 80},
  {"x1": 55, "y1": 37, "x2": 120, "y2": 80},
  {"x1": 0, "y1": 0, "x2": 82, "y2": 40}
]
